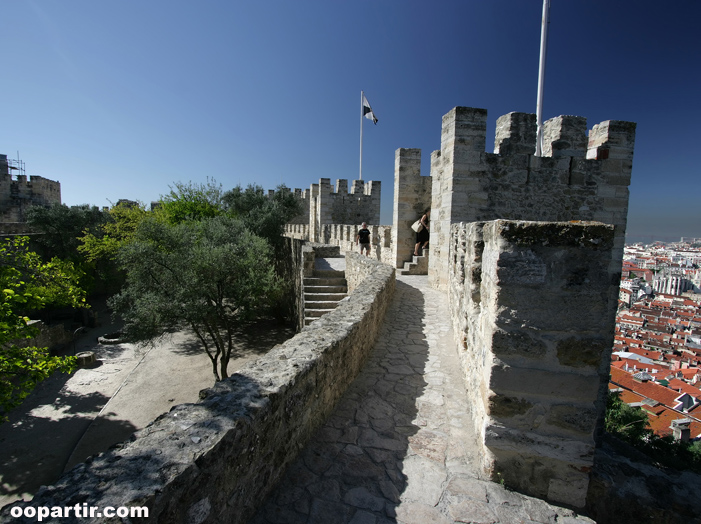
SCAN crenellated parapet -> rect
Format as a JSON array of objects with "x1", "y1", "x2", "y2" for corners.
[
  {"x1": 0, "y1": 154, "x2": 61, "y2": 223},
  {"x1": 428, "y1": 107, "x2": 636, "y2": 291},
  {"x1": 282, "y1": 177, "x2": 382, "y2": 242}
]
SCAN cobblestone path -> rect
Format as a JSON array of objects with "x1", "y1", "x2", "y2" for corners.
[{"x1": 251, "y1": 274, "x2": 594, "y2": 524}]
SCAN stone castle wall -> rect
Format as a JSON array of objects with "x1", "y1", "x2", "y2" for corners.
[
  {"x1": 450, "y1": 220, "x2": 618, "y2": 507},
  {"x1": 392, "y1": 148, "x2": 432, "y2": 268},
  {"x1": 0, "y1": 154, "x2": 61, "y2": 223},
  {"x1": 284, "y1": 178, "x2": 381, "y2": 243}
]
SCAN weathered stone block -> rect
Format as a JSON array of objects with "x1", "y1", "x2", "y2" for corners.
[
  {"x1": 490, "y1": 367, "x2": 599, "y2": 400},
  {"x1": 556, "y1": 337, "x2": 609, "y2": 368}
]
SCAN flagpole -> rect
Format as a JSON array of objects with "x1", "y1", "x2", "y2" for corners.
[
  {"x1": 359, "y1": 90, "x2": 364, "y2": 180},
  {"x1": 535, "y1": 0, "x2": 550, "y2": 157}
]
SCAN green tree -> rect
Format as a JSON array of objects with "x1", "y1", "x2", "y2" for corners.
[
  {"x1": 222, "y1": 184, "x2": 302, "y2": 249},
  {"x1": 25, "y1": 203, "x2": 107, "y2": 261},
  {"x1": 605, "y1": 391, "x2": 652, "y2": 443},
  {"x1": 109, "y1": 216, "x2": 279, "y2": 382},
  {"x1": 159, "y1": 179, "x2": 224, "y2": 224},
  {"x1": 78, "y1": 201, "x2": 153, "y2": 294},
  {"x1": 78, "y1": 201, "x2": 152, "y2": 264},
  {"x1": 0, "y1": 237, "x2": 87, "y2": 420}
]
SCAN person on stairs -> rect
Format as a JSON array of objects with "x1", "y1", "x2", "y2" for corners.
[{"x1": 414, "y1": 209, "x2": 430, "y2": 256}]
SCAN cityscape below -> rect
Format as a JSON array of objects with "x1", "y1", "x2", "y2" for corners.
[{"x1": 611, "y1": 239, "x2": 701, "y2": 440}]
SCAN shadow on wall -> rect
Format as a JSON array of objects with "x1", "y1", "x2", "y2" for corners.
[{"x1": 251, "y1": 280, "x2": 428, "y2": 523}]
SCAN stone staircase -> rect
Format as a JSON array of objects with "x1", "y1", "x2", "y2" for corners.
[
  {"x1": 303, "y1": 268, "x2": 348, "y2": 326},
  {"x1": 399, "y1": 250, "x2": 429, "y2": 275}
]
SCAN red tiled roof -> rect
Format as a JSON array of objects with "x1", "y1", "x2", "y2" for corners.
[
  {"x1": 641, "y1": 404, "x2": 701, "y2": 439},
  {"x1": 610, "y1": 367, "x2": 685, "y2": 409},
  {"x1": 667, "y1": 378, "x2": 701, "y2": 399}
]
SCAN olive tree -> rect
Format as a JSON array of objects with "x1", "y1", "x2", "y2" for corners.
[{"x1": 109, "y1": 215, "x2": 280, "y2": 382}]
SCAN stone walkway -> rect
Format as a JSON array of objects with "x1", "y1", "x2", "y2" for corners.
[{"x1": 251, "y1": 274, "x2": 594, "y2": 524}]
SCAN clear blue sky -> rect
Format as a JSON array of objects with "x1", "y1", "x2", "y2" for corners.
[{"x1": 2, "y1": 1, "x2": 699, "y2": 242}]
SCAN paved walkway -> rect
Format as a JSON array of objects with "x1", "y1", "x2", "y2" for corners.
[{"x1": 252, "y1": 274, "x2": 594, "y2": 524}]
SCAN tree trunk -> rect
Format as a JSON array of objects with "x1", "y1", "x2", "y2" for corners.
[
  {"x1": 212, "y1": 358, "x2": 221, "y2": 382},
  {"x1": 220, "y1": 356, "x2": 229, "y2": 380}
]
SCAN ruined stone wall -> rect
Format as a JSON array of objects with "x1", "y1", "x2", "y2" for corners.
[
  {"x1": 428, "y1": 107, "x2": 635, "y2": 292},
  {"x1": 449, "y1": 220, "x2": 618, "y2": 508},
  {"x1": 1, "y1": 254, "x2": 395, "y2": 524}
]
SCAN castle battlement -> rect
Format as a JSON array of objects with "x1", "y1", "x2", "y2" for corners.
[
  {"x1": 281, "y1": 177, "x2": 382, "y2": 236},
  {"x1": 428, "y1": 107, "x2": 636, "y2": 291},
  {"x1": 0, "y1": 154, "x2": 61, "y2": 223}
]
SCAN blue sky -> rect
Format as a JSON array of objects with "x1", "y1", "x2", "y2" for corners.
[{"x1": 1, "y1": 1, "x2": 699, "y2": 242}]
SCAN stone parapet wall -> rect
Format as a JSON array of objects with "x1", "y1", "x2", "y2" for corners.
[
  {"x1": 1, "y1": 255, "x2": 395, "y2": 524},
  {"x1": 0, "y1": 223, "x2": 35, "y2": 235},
  {"x1": 318, "y1": 223, "x2": 394, "y2": 267},
  {"x1": 449, "y1": 220, "x2": 618, "y2": 509},
  {"x1": 283, "y1": 223, "x2": 309, "y2": 240}
]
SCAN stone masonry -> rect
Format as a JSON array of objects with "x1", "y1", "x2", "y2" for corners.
[
  {"x1": 0, "y1": 154, "x2": 61, "y2": 223},
  {"x1": 427, "y1": 108, "x2": 635, "y2": 292},
  {"x1": 0, "y1": 253, "x2": 395, "y2": 524},
  {"x1": 288, "y1": 178, "x2": 381, "y2": 243},
  {"x1": 392, "y1": 148, "x2": 431, "y2": 269},
  {"x1": 450, "y1": 220, "x2": 618, "y2": 508}
]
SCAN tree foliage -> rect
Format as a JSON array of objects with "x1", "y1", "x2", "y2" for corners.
[
  {"x1": 605, "y1": 390, "x2": 652, "y2": 442},
  {"x1": 78, "y1": 201, "x2": 151, "y2": 263},
  {"x1": 109, "y1": 216, "x2": 280, "y2": 382},
  {"x1": 605, "y1": 391, "x2": 701, "y2": 473},
  {"x1": 158, "y1": 179, "x2": 224, "y2": 224},
  {"x1": 222, "y1": 184, "x2": 302, "y2": 248},
  {"x1": 0, "y1": 237, "x2": 87, "y2": 420},
  {"x1": 25, "y1": 203, "x2": 107, "y2": 261}
]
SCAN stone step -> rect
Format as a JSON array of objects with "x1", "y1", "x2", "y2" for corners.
[
  {"x1": 312, "y1": 269, "x2": 345, "y2": 278},
  {"x1": 303, "y1": 269, "x2": 347, "y2": 326},
  {"x1": 305, "y1": 301, "x2": 339, "y2": 310},
  {"x1": 400, "y1": 253, "x2": 429, "y2": 275},
  {"x1": 304, "y1": 285, "x2": 348, "y2": 294},
  {"x1": 304, "y1": 277, "x2": 348, "y2": 287},
  {"x1": 305, "y1": 309, "x2": 333, "y2": 318},
  {"x1": 304, "y1": 293, "x2": 347, "y2": 302}
]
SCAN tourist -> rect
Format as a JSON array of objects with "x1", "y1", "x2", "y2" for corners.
[
  {"x1": 414, "y1": 209, "x2": 430, "y2": 256},
  {"x1": 356, "y1": 222, "x2": 371, "y2": 256}
]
